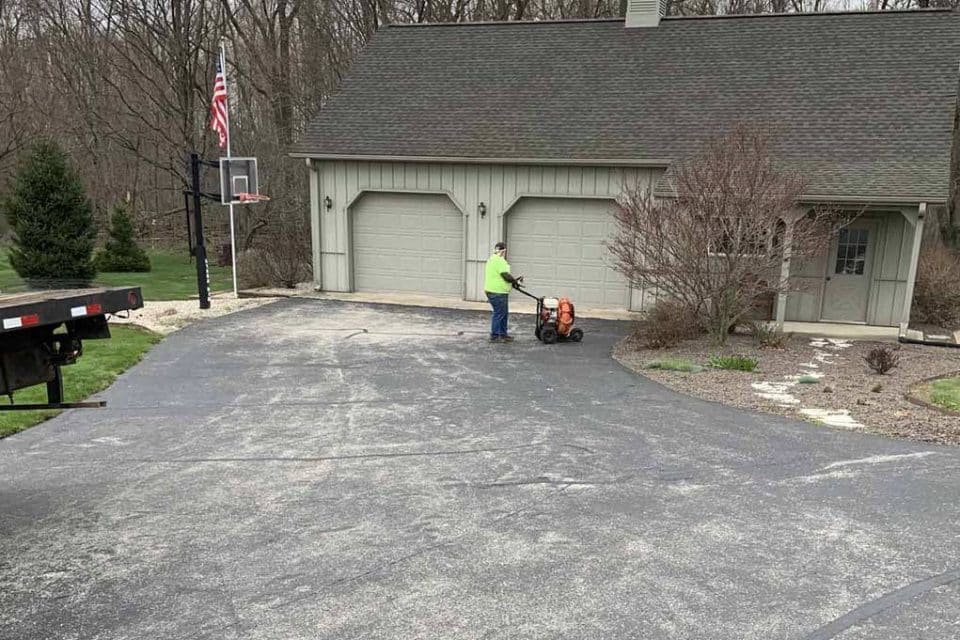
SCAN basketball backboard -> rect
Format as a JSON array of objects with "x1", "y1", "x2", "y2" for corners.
[{"x1": 219, "y1": 157, "x2": 264, "y2": 204}]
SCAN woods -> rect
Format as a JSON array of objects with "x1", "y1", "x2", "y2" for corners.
[{"x1": 1, "y1": 0, "x2": 958, "y2": 257}]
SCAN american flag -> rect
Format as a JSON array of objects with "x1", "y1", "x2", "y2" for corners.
[{"x1": 210, "y1": 59, "x2": 229, "y2": 149}]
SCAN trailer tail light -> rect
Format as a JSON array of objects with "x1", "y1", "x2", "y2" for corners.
[
  {"x1": 127, "y1": 291, "x2": 139, "y2": 306},
  {"x1": 70, "y1": 303, "x2": 102, "y2": 318},
  {"x1": 3, "y1": 314, "x2": 40, "y2": 330}
]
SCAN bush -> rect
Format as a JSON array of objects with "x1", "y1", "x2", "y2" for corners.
[
  {"x1": 241, "y1": 213, "x2": 311, "y2": 289},
  {"x1": 638, "y1": 299, "x2": 702, "y2": 349},
  {"x1": 749, "y1": 322, "x2": 790, "y2": 349},
  {"x1": 94, "y1": 205, "x2": 151, "y2": 272},
  {"x1": 2, "y1": 140, "x2": 96, "y2": 287},
  {"x1": 236, "y1": 248, "x2": 274, "y2": 289},
  {"x1": 864, "y1": 344, "x2": 900, "y2": 375},
  {"x1": 709, "y1": 354, "x2": 759, "y2": 372},
  {"x1": 912, "y1": 242, "x2": 960, "y2": 327},
  {"x1": 645, "y1": 358, "x2": 703, "y2": 372}
]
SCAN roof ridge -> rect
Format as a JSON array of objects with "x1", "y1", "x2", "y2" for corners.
[{"x1": 385, "y1": 7, "x2": 954, "y2": 28}]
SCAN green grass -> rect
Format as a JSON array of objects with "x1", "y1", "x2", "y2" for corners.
[
  {"x1": 709, "y1": 354, "x2": 759, "y2": 372},
  {"x1": 0, "y1": 249, "x2": 233, "y2": 301},
  {"x1": 645, "y1": 358, "x2": 704, "y2": 373},
  {"x1": 0, "y1": 325, "x2": 161, "y2": 438},
  {"x1": 930, "y1": 377, "x2": 960, "y2": 412}
]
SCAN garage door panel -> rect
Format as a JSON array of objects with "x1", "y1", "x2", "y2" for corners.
[
  {"x1": 352, "y1": 193, "x2": 463, "y2": 296},
  {"x1": 507, "y1": 198, "x2": 628, "y2": 309}
]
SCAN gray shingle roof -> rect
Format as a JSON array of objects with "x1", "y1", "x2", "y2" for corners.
[{"x1": 295, "y1": 10, "x2": 960, "y2": 202}]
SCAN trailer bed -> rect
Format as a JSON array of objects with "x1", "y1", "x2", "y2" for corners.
[{"x1": 0, "y1": 287, "x2": 143, "y2": 332}]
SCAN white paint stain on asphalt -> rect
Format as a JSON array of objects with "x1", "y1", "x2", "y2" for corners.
[{"x1": 822, "y1": 452, "x2": 939, "y2": 471}]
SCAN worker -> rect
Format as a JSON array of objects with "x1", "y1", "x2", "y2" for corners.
[{"x1": 484, "y1": 241, "x2": 523, "y2": 343}]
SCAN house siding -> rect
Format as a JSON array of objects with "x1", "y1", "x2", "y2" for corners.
[
  {"x1": 785, "y1": 209, "x2": 918, "y2": 327},
  {"x1": 310, "y1": 159, "x2": 919, "y2": 326},
  {"x1": 312, "y1": 159, "x2": 660, "y2": 309}
]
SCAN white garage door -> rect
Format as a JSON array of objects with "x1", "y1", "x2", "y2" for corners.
[
  {"x1": 352, "y1": 192, "x2": 463, "y2": 296},
  {"x1": 506, "y1": 198, "x2": 628, "y2": 308}
]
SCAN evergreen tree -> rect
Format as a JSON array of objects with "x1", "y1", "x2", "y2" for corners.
[
  {"x1": 95, "y1": 205, "x2": 151, "y2": 272},
  {"x1": 2, "y1": 140, "x2": 97, "y2": 287}
]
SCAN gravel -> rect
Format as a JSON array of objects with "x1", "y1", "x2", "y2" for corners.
[
  {"x1": 614, "y1": 331, "x2": 960, "y2": 445},
  {"x1": 108, "y1": 293, "x2": 278, "y2": 335}
]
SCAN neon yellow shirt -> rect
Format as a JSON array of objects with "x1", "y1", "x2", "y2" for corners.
[{"x1": 484, "y1": 254, "x2": 513, "y2": 294}]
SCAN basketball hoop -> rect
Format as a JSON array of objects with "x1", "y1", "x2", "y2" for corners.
[{"x1": 235, "y1": 192, "x2": 271, "y2": 203}]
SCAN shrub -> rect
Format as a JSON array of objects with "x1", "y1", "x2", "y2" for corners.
[
  {"x1": 241, "y1": 213, "x2": 311, "y2": 289},
  {"x1": 236, "y1": 248, "x2": 274, "y2": 289},
  {"x1": 2, "y1": 140, "x2": 96, "y2": 287},
  {"x1": 912, "y1": 242, "x2": 960, "y2": 327},
  {"x1": 608, "y1": 127, "x2": 845, "y2": 345},
  {"x1": 749, "y1": 322, "x2": 790, "y2": 349},
  {"x1": 645, "y1": 358, "x2": 703, "y2": 372},
  {"x1": 94, "y1": 205, "x2": 151, "y2": 272},
  {"x1": 638, "y1": 299, "x2": 702, "y2": 349},
  {"x1": 708, "y1": 354, "x2": 759, "y2": 372},
  {"x1": 864, "y1": 344, "x2": 900, "y2": 375}
]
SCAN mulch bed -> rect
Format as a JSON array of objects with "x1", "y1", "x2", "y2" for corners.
[{"x1": 614, "y1": 331, "x2": 960, "y2": 445}]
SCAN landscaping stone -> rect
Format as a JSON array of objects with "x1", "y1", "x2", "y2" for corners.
[{"x1": 615, "y1": 331, "x2": 960, "y2": 445}]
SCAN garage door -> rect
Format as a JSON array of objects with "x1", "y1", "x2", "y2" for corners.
[
  {"x1": 506, "y1": 198, "x2": 628, "y2": 308},
  {"x1": 352, "y1": 192, "x2": 463, "y2": 296}
]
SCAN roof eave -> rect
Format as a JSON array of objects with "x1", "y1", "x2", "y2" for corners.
[
  {"x1": 290, "y1": 152, "x2": 671, "y2": 168},
  {"x1": 654, "y1": 189, "x2": 946, "y2": 206}
]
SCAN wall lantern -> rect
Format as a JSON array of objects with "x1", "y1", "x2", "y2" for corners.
[
  {"x1": 324, "y1": 196, "x2": 332, "y2": 210},
  {"x1": 478, "y1": 202, "x2": 487, "y2": 218}
]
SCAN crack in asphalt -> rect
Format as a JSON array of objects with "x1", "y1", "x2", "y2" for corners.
[{"x1": 804, "y1": 567, "x2": 960, "y2": 639}]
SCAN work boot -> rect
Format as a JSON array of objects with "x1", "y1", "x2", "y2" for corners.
[
  {"x1": 490, "y1": 336, "x2": 502, "y2": 343},
  {"x1": 500, "y1": 335, "x2": 515, "y2": 343}
]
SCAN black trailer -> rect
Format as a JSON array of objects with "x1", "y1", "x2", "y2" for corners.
[{"x1": 0, "y1": 287, "x2": 143, "y2": 410}]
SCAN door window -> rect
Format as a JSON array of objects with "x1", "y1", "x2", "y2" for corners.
[{"x1": 835, "y1": 228, "x2": 869, "y2": 275}]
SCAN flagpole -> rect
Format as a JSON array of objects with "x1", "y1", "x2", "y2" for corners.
[{"x1": 221, "y1": 40, "x2": 239, "y2": 298}]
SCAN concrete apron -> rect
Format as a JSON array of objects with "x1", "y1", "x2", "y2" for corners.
[
  {"x1": 241, "y1": 288, "x2": 641, "y2": 321},
  {"x1": 241, "y1": 289, "x2": 905, "y2": 340}
]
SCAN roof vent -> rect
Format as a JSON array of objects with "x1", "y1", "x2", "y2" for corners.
[{"x1": 625, "y1": 0, "x2": 665, "y2": 27}]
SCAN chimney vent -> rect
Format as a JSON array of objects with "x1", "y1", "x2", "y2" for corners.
[{"x1": 626, "y1": 0, "x2": 665, "y2": 27}]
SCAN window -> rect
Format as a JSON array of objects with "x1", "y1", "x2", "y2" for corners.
[{"x1": 834, "y1": 228, "x2": 869, "y2": 275}]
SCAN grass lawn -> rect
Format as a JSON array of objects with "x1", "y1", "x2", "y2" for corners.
[
  {"x1": 0, "y1": 249, "x2": 233, "y2": 301},
  {"x1": 930, "y1": 377, "x2": 960, "y2": 412},
  {"x1": 0, "y1": 325, "x2": 161, "y2": 438}
]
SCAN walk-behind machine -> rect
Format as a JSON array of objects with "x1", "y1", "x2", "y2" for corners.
[{"x1": 512, "y1": 283, "x2": 584, "y2": 344}]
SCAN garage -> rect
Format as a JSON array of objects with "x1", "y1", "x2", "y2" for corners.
[
  {"x1": 505, "y1": 197, "x2": 629, "y2": 309},
  {"x1": 351, "y1": 192, "x2": 463, "y2": 296}
]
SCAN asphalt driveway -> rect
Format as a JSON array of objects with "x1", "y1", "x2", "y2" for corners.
[{"x1": 1, "y1": 299, "x2": 958, "y2": 639}]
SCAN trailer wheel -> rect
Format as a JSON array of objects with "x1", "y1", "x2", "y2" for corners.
[
  {"x1": 540, "y1": 325, "x2": 558, "y2": 344},
  {"x1": 570, "y1": 328, "x2": 584, "y2": 343}
]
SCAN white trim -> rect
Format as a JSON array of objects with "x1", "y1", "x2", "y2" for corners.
[
  {"x1": 899, "y1": 202, "x2": 926, "y2": 332},
  {"x1": 291, "y1": 153, "x2": 670, "y2": 168}
]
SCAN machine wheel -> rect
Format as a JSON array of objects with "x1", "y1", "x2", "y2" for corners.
[
  {"x1": 569, "y1": 328, "x2": 584, "y2": 343},
  {"x1": 540, "y1": 325, "x2": 558, "y2": 344}
]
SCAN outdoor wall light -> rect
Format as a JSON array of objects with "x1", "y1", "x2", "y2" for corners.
[
  {"x1": 324, "y1": 196, "x2": 332, "y2": 210},
  {"x1": 478, "y1": 202, "x2": 487, "y2": 218}
]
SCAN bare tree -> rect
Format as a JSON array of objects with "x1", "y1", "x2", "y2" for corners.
[{"x1": 608, "y1": 127, "x2": 846, "y2": 343}]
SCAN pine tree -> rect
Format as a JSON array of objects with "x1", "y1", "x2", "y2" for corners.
[
  {"x1": 2, "y1": 140, "x2": 97, "y2": 287},
  {"x1": 95, "y1": 205, "x2": 151, "y2": 272}
]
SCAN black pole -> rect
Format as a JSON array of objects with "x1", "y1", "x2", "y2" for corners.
[
  {"x1": 184, "y1": 190, "x2": 195, "y2": 258},
  {"x1": 190, "y1": 152, "x2": 211, "y2": 309}
]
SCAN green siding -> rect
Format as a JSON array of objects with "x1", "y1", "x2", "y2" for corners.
[
  {"x1": 784, "y1": 209, "x2": 918, "y2": 327},
  {"x1": 311, "y1": 160, "x2": 658, "y2": 308}
]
